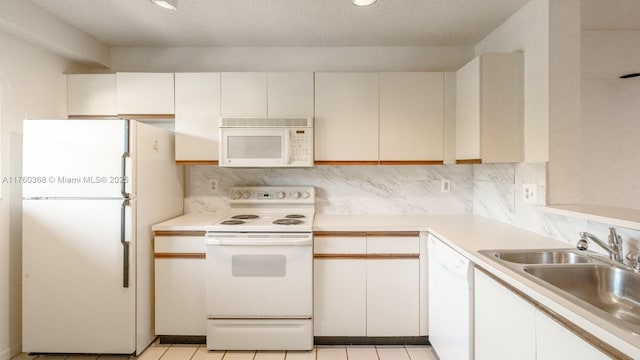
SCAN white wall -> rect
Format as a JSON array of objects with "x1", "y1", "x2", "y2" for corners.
[
  {"x1": 581, "y1": 79, "x2": 640, "y2": 210},
  {"x1": 0, "y1": 30, "x2": 76, "y2": 360},
  {"x1": 474, "y1": 0, "x2": 549, "y2": 163},
  {"x1": 108, "y1": 46, "x2": 473, "y2": 72},
  {"x1": 474, "y1": 0, "x2": 582, "y2": 205}
]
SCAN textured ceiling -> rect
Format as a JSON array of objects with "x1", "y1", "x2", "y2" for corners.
[{"x1": 26, "y1": 0, "x2": 533, "y2": 47}]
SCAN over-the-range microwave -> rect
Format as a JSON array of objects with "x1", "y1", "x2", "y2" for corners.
[{"x1": 219, "y1": 117, "x2": 314, "y2": 167}]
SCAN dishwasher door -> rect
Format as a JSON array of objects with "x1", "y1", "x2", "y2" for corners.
[{"x1": 428, "y1": 233, "x2": 474, "y2": 360}]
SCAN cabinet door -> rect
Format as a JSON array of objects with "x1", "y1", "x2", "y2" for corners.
[
  {"x1": 480, "y1": 53, "x2": 524, "y2": 163},
  {"x1": 155, "y1": 258, "x2": 206, "y2": 335},
  {"x1": 366, "y1": 235, "x2": 420, "y2": 336},
  {"x1": 367, "y1": 259, "x2": 420, "y2": 336},
  {"x1": 313, "y1": 258, "x2": 367, "y2": 336},
  {"x1": 67, "y1": 74, "x2": 117, "y2": 117},
  {"x1": 267, "y1": 72, "x2": 314, "y2": 117},
  {"x1": 116, "y1": 73, "x2": 174, "y2": 115},
  {"x1": 154, "y1": 235, "x2": 206, "y2": 336},
  {"x1": 174, "y1": 73, "x2": 221, "y2": 162},
  {"x1": 535, "y1": 310, "x2": 610, "y2": 360},
  {"x1": 221, "y1": 72, "x2": 267, "y2": 117},
  {"x1": 474, "y1": 269, "x2": 536, "y2": 360},
  {"x1": 379, "y1": 72, "x2": 444, "y2": 162},
  {"x1": 455, "y1": 57, "x2": 481, "y2": 161},
  {"x1": 314, "y1": 73, "x2": 379, "y2": 162}
]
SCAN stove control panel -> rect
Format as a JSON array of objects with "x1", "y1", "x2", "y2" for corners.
[{"x1": 230, "y1": 186, "x2": 315, "y2": 204}]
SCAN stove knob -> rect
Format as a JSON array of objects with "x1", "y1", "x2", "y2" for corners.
[
  {"x1": 242, "y1": 191, "x2": 251, "y2": 199},
  {"x1": 294, "y1": 191, "x2": 302, "y2": 199},
  {"x1": 278, "y1": 191, "x2": 286, "y2": 199},
  {"x1": 302, "y1": 191, "x2": 310, "y2": 199}
]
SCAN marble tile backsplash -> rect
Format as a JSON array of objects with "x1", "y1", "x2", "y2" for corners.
[
  {"x1": 185, "y1": 165, "x2": 474, "y2": 215},
  {"x1": 472, "y1": 162, "x2": 640, "y2": 254},
  {"x1": 184, "y1": 162, "x2": 639, "y2": 253}
]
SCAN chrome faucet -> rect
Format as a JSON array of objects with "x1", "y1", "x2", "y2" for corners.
[{"x1": 576, "y1": 227, "x2": 624, "y2": 263}]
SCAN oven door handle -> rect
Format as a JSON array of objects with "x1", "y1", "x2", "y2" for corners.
[{"x1": 207, "y1": 238, "x2": 312, "y2": 246}]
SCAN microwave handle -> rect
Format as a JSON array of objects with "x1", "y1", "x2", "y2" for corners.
[{"x1": 283, "y1": 129, "x2": 291, "y2": 165}]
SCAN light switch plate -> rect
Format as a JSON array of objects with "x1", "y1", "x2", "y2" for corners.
[{"x1": 523, "y1": 183, "x2": 537, "y2": 204}]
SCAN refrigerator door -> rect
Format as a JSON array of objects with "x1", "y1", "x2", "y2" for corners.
[
  {"x1": 23, "y1": 120, "x2": 130, "y2": 198},
  {"x1": 22, "y1": 199, "x2": 136, "y2": 354}
]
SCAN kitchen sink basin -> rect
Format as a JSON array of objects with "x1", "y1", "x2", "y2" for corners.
[
  {"x1": 524, "y1": 264, "x2": 640, "y2": 331},
  {"x1": 479, "y1": 249, "x2": 591, "y2": 264},
  {"x1": 479, "y1": 248, "x2": 640, "y2": 335}
]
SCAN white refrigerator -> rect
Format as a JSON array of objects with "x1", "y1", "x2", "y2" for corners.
[{"x1": 22, "y1": 119, "x2": 184, "y2": 355}]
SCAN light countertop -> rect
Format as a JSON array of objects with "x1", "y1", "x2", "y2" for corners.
[
  {"x1": 153, "y1": 212, "x2": 640, "y2": 357},
  {"x1": 151, "y1": 212, "x2": 225, "y2": 231}
]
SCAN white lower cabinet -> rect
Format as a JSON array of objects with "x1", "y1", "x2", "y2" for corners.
[
  {"x1": 313, "y1": 233, "x2": 421, "y2": 337},
  {"x1": 154, "y1": 234, "x2": 206, "y2": 336},
  {"x1": 475, "y1": 269, "x2": 536, "y2": 360},
  {"x1": 313, "y1": 258, "x2": 367, "y2": 336},
  {"x1": 535, "y1": 310, "x2": 610, "y2": 360},
  {"x1": 475, "y1": 269, "x2": 612, "y2": 360},
  {"x1": 366, "y1": 258, "x2": 419, "y2": 336}
]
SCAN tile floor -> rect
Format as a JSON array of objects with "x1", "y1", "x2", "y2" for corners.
[{"x1": 14, "y1": 341, "x2": 437, "y2": 360}]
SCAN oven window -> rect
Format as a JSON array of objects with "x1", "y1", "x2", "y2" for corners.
[
  {"x1": 227, "y1": 136, "x2": 282, "y2": 159},
  {"x1": 232, "y1": 255, "x2": 286, "y2": 277}
]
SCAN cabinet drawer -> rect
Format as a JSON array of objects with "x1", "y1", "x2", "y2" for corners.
[
  {"x1": 367, "y1": 235, "x2": 419, "y2": 254},
  {"x1": 314, "y1": 235, "x2": 366, "y2": 254},
  {"x1": 155, "y1": 235, "x2": 205, "y2": 254}
]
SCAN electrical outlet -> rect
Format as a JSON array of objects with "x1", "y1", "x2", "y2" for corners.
[
  {"x1": 209, "y1": 179, "x2": 219, "y2": 193},
  {"x1": 441, "y1": 179, "x2": 451, "y2": 193},
  {"x1": 523, "y1": 183, "x2": 537, "y2": 204}
]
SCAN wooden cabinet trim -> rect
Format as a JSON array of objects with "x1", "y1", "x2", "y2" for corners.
[
  {"x1": 315, "y1": 254, "x2": 419, "y2": 260},
  {"x1": 476, "y1": 267, "x2": 631, "y2": 360},
  {"x1": 67, "y1": 115, "x2": 120, "y2": 119},
  {"x1": 176, "y1": 160, "x2": 219, "y2": 165},
  {"x1": 314, "y1": 161, "x2": 379, "y2": 165},
  {"x1": 314, "y1": 231, "x2": 419, "y2": 237},
  {"x1": 455, "y1": 159, "x2": 482, "y2": 164},
  {"x1": 118, "y1": 114, "x2": 175, "y2": 120},
  {"x1": 154, "y1": 231, "x2": 206, "y2": 237},
  {"x1": 155, "y1": 253, "x2": 205, "y2": 259},
  {"x1": 379, "y1": 161, "x2": 444, "y2": 165}
]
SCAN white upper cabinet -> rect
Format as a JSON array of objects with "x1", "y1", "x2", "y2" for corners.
[
  {"x1": 116, "y1": 72, "x2": 175, "y2": 116},
  {"x1": 314, "y1": 72, "x2": 379, "y2": 162},
  {"x1": 66, "y1": 74, "x2": 117, "y2": 117},
  {"x1": 379, "y1": 72, "x2": 444, "y2": 163},
  {"x1": 220, "y1": 72, "x2": 313, "y2": 118},
  {"x1": 221, "y1": 72, "x2": 267, "y2": 117},
  {"x1": 456, "y1": 53, "x2": 524, "y2": 163},
  {"x1": 174, "y1": 73, "x2": 221, "y2": 163},
  {"x1": 267, "y1": 72, "x2": 314, "y2": 117}
]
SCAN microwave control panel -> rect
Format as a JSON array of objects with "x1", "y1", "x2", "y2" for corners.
[{"x1": 290, "y1": 128, "x2": 313, "y2": 167}]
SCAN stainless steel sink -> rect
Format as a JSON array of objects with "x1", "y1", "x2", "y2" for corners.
[
  {"x1": 478, "y1": 248, "x2": 640, "y2": 335},
  {"x1": 524, "y1": 264, "x2": 640, "y2": 331},
  {"x1": 481, "y1": 249, "x2": 591, "y2": 265}
]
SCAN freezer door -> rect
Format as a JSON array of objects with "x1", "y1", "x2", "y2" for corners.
[
  {"x1": 23, "y1": 119, "x2": 129, "y2": 198},
  {"x1": 22, "y1": 199, "x2": 136, "y2": 354}
]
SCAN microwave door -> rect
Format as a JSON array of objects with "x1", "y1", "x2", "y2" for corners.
[{"x1": 221, "y1": 128, "x2": 288, "y2": 167}]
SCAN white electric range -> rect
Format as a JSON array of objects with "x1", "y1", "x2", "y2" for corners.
[{"x1": 204, "y1": 186, "x2": 315, "y2": 351}]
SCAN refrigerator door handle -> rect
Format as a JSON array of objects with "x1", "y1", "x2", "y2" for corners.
[
  {"x1": 120, "y1": 199, "x2": 131, "y2": 288},
  {"x1": 120, "y1": 151, "x2": 130, "y2": 198}
]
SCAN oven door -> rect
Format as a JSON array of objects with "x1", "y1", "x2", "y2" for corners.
[
  {"x1": 205, "y1": 233, "x2": 312, "y2": 318},
  {"x1": 219, "y1": 127, "x2": 289, "y2": 167}
]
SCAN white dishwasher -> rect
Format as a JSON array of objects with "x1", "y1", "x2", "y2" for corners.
[{"x1": 428, "y1": 233, "x2": 474, "y2": 360}]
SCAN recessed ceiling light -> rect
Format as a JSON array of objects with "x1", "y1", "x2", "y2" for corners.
[
  {"x1": 151, "y1": 0, "x2": 178, "y2": 10},
  {"x1": 352, "y1": 0, "x2": 377, "y2": 7}
]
